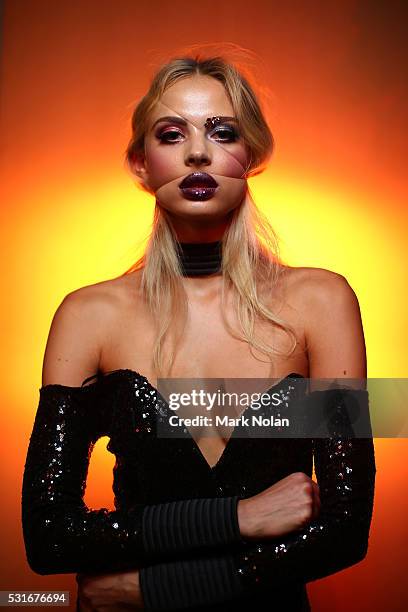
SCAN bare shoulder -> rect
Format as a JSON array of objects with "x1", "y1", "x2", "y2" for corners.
[
  {"x1": 281, "y1": 265, "x2": 366, "y2": 377},
  {"x1": 283, "y1": 265, "x2": 359, "y2": 306},
  {"x1": 42, "y1": 271, "x2": 140, "y2": 387},
  {"x1": 60, "y1": 269, "x2": 142, "y2": 337},
  {"x1": 63, "y1": 270, "x2": 139, "y2": 316}
]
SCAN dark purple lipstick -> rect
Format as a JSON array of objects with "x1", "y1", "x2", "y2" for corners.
[{"x1": 179, "y1": 172, "x2": 219, "y2": 201}]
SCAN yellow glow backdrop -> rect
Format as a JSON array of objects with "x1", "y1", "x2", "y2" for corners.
[{"x1": 1, "y1": 1, "x2": 407, "y2": 610}]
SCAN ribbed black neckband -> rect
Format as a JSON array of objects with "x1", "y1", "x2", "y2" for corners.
[{"x1": 176, "y1": 240, "x2": 222, "y2": 276}]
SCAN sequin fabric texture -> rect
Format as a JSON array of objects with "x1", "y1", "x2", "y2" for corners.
[
  {"x1": 234, "y1": 387, "x2": 376, "y2": 597},
  {"x1": 21, "y1": 369, "x2": 376, "y2": 610}
]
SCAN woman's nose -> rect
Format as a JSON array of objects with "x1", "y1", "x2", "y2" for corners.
[
  {"x1": 186, "y1": 150, "x2": 210, "y2": 166},
  {"x1": 185, "y1": 132, "x2": 211, "y2": 167}
]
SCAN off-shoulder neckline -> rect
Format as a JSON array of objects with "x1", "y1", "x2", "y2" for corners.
[
  {"x1": 39, "y1": 368, "x2": 128, "y2": 392},
  {"x1": 40, "y1": 368, "x2": 305, "y2": 393}
]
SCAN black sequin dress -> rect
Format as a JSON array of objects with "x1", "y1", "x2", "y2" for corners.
[{"x1": 21, "y1": 369, "x2": 376, "y2": 611}]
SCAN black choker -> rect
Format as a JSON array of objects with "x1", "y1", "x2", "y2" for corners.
[{"x1": 176, "y1": 240, "x2": 222, "y2": 276}]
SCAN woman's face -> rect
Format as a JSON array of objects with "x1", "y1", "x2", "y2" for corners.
[{"x1": 134, "y1": 75, "x2": 250, "y2": 225}]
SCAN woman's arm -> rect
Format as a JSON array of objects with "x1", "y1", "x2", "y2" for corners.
[
  {"x1": 138, "y1": 390, "x2": 376, "y2": 610},
  {"x1": 134, "y1": 272, "x2": 377, "y2": 610},
  {"x1": 22, "y1": 291, "x2": 243, "y2": 576}
]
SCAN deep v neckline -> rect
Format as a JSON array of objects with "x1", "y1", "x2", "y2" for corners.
[{"x1": 94, "y1": 368, "x2": 305, "y2": 472}]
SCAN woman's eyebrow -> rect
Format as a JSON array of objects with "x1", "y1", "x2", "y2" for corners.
[
  {"x1": 204, "y1": 116, "x2": 238, "y2": 127},
  {"x1": 151, "y1": 115, "x2": 238, "y2": 129},
  {"x1": 152, "y1": 116, "x2": 188, "y2": 129}
]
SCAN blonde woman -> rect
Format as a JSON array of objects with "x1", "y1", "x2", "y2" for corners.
[{"x1": 22, "y1": 51, "x2": 376, "y2": 611}]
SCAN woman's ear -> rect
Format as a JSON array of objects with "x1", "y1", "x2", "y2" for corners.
[
  {"x1": 129, "y1": 150, "x2": 149, "y2": 183},
  {"x1": 127, "y1": 150, "x2": 154, "y2": 195}
]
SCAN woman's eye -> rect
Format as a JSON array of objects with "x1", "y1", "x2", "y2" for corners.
[
  {"x1": 211, "y1": 126, "x2": 239, "y2": 142},
  {"x1": 156, "y1": 125, "x2": 239, "y2": 144},
  {"x1": 157, "y1": 129, "x2": 184, "y2": 143}
]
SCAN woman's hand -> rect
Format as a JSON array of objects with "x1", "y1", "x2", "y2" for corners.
[
  {"x1": 238, "y1": 472, "x2": 321, "y2": 539},
  {"x1": 76, "y1": 569, "x2": 144, "y2": 611}
]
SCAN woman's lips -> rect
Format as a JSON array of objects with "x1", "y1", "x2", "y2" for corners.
[
  {"x1": 179, "y1": 172, "x2": 218, "y2": 189},
  {"x1": 179, "y1": 172, "x2": 219, "y2": 201},
  {"x1": 180, "y1": 186, "x2": 218, "y2": 201}
]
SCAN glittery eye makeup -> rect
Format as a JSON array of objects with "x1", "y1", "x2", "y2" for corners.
[
  {"x1": 156, "y1": 126, "x2": 239, "y2": 145},
  {"x1": 208, "y1": 123, "x2": 239, "y2": 142},
  {"x1": 155, "y1": 115, "x2": 240, "y2": 145},
  {"x1": 204, "y1": 115, "x2": 237, "y2": 129},
  {"x1": 156, "y1": 128, "x2": 185, "y2": 143}
]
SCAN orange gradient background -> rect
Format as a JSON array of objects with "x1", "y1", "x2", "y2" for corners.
[{"x1": 1, "y1": 1, "x2": 407, "y2": 610}]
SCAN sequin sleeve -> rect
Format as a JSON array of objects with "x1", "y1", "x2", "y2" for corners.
[
  {"x1": 234, "y1": 388, "x2": 376, "y2": 591},
  {"x1": 21, "y1": 383, "x2": 243, "y2": 576},
  {"x1": 138, "y1": 388, "x2": 376, "y2": 610}
]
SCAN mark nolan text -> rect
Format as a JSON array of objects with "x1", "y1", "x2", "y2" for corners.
[{"x1": 169, "y1": 415, "x2": 290, "y2": 428}]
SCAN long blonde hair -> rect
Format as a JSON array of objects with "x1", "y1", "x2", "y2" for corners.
[{"x1": 123, "y1": 48, "x2": 298, "y2": 378}]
